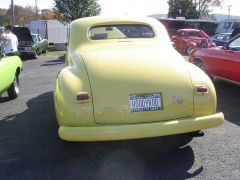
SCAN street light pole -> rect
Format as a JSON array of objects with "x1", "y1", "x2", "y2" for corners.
[
  {"x1": 227, "y1": 5, "x2": 232, "y2": 32},
  {"x1": 11, "y1": 0, "x2": 15, "y2": 26}
]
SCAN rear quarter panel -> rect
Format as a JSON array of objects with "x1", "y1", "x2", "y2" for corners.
[
  {"x1": 186, "y1": 63, "x2": 217, "y2": 117},
  {"x1": 54, "y1": 53, "x2": 95, "y2": 127},
  {"x1": 0, "y1": 56, "x2": 22, "y2": 94}
]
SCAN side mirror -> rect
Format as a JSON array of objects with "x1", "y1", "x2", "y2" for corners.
[{"x1": 0, "y1": 52, "x2": 6, "y2": 59}]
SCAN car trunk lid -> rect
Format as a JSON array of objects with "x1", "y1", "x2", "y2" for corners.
[{"x1": 81, "y1": 44, "x2": 194, "y2": 124}]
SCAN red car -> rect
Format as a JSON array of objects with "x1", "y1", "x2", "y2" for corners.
[
  {"x1": 189, "y1": 34, "x2": 240, "y2": 85},
  {"x1": 172, "y1": 29, "x2": 216, "y2": 55}
]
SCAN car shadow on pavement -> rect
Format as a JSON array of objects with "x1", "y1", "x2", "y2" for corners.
[
  {"x1": 0, "y1": 96, "x2": 12, "y2": 103},
  {"x1": 214, "y1": 80, "x2": 240, "y2": 126},
  {"x1": 19, "y1": 55, "x2": 36, "y2": 61},
  {"x1": 41, "y1": 56, "x2": 64, "y2": 66},
  {"x1": 0, "y1": 92, "x2": 202, "y2": 180}
]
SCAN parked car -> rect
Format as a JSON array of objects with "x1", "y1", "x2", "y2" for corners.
[
  {"x1": 210, "y1": 33, "x2": 231, "y2": 46},
  {"x1": 0, "y1": 52, "x2": 22, "y2": 99},
  {"x1": 172, "y1": 29, "x2": 216, "y2": 55},
  {"x1": 189, "y1": 34, "x2": 240, "y2": 85},
  {"x1": 54, "y1": 17, "x2": 224, "y2": 142},
  {"x1": 31, "y1": 34, "x2": 48, "y2": 54},
  {"x1": 12, "y1": 27, "x2": 37, "y2": 58}
]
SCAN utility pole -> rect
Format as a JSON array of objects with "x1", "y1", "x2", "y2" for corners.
[
  {"x1": 11, "y1": 0, "x2": 15, "y2": 26},
  {"x1": 35, "y1": 0, "x2": 38, "y2": 20},
  {"x1": 227, "y1": 5, "x2": 232, "y2": 32}
]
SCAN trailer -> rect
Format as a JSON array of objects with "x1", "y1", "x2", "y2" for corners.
[{"x1": 25, "y1": 20, "x2": 69, "y2": 45}]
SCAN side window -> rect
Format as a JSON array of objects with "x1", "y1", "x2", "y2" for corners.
[
  {"x1": 177, "y1": 31, "x2": 185, "y2": 37},
  {"x1": 32, "y1": 35, "x2": 37, "y2": 43},
  {"x1": 216, "y1": 35, "x2": 224, "y2": 40},
  {"x1": 188, "y1": 31, "x2": 199, "y2": 37}
]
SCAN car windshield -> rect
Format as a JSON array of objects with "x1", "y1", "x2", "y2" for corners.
[
  {"x1": 31, "y1": 35, "x2": 37, "y2": 43},
  {"x1": 228, "y1": 36, "x2": 240, "y2": 51},
  {"x1": 89, "y1": 24, "x2": 155, "y2": 40}
]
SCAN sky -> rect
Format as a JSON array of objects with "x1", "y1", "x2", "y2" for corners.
[{"x1": 1, "y1": 0, "x2": 240, "y2": 16}]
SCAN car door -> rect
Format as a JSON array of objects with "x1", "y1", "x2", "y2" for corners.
[
  {"x1": 37, "y1": 35, "x2": 43, "y2": 52},
  {"x1": 206, "y1": 36, "x2": 240, "y2": 83},
  {"x1": 39, "y1": 35, "x2": 48, "y2": 51}
]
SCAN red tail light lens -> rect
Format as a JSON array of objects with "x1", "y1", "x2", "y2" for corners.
[
  {"x1": 195, "y1": 85, "x2": 208, "y2": 95},
  {"x1": 77, "y1": 92, "x2": 89, "y2": 101}
]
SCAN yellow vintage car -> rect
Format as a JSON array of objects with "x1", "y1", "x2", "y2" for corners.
[{"x1": 54, "y1": 16, "x2": 224, "y2": 141}]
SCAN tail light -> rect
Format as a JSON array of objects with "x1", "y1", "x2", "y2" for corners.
[
  {"x1": 77, "y1": 92, "x2": 90, "y2": 101},
  {"x1": 195, "y1": 85, "x2": 208, "y2": 95}
]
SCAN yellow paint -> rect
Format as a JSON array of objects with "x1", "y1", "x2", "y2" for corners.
[
  {"x1": 59, "y1": 113, "x2": 224, "y2": 141},
  {"x1": 54, "y1": 16, "x2": 224, "y2": 141}
]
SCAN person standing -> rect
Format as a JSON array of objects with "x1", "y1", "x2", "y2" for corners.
[{"x1": 3, "y1": 25, "x2": 18, "y2": 56}]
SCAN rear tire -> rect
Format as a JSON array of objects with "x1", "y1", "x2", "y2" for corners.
[
  {"x1": 194, "y1": 60, "x2": 214, "y2": 80},
  {"x1": 42, "y1": 49, "x2": 47, "y2": 54},
  {"x1": 194, "y1": 60, "x2": 207, "y2": 72},
  {"x1": 32, "y1": 49, "x2": 39, "y2": 59},
  {"x1": 7, "y1": 75, "x2": 20, "y2": 99}
]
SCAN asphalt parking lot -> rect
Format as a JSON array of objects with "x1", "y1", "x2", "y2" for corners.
[{"x1": 0, "y1": 54, "x2": 240, "y2": 180}]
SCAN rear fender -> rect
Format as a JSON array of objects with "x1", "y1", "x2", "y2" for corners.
[
  {"x1": 54, "y1": 54, "x2": 95, "y2": 127},
  {"x1": 187, "y1": 63, "x2": 216, "y2": 117}
]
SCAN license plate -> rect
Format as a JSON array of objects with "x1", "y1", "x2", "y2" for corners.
[{"x1": 129, "y1": 93, "x2": 162, "y2": 112}]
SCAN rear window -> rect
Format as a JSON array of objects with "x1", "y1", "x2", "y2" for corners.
[
  {"x1": 89, "y1": 24, "x2": 154, "y2": 40},
  {"x1": 187, "y1": 31, "x2": 200, "y2": 37}
]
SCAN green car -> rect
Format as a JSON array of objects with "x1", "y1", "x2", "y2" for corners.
[
  {"x1": 32, "y1": 34, "x2": 48, "y2": 57},
  {"x1": 0, "y1": 52, "x2": 22, "y2": 99}
]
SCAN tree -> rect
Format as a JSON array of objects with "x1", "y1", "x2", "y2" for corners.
[
  {"x1": 168, "y1": 0, "x2": 198, "y2": 19},
  {"x1": 0, "y1": 9, "x2": 10, "y2": 26},
  {"x1": 195, "y1": 0, "x2": 224, "y2": 19},
  {"x1": 4, "y1": 5, "x2": 36, "y2": 25},
  {"x1": 41, "y1": 9, "x2": 56, "y2": 20},
  {"x1": 0, "y1": 5, "x2": 39, "y2": 26},
  {"x1": 168, "y1": 0, "x2": 224, "y2": 19},
  {"x1": 53, "y1": 0, "x2": 101, "y2": 23}
]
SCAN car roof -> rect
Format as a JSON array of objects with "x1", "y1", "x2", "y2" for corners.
[
  {"x1": 68, "y1": 16, "x2": 171, "y2": 50},
  {"x1": 71, "y1": 16, "x2": 162, "y2": 28}
]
